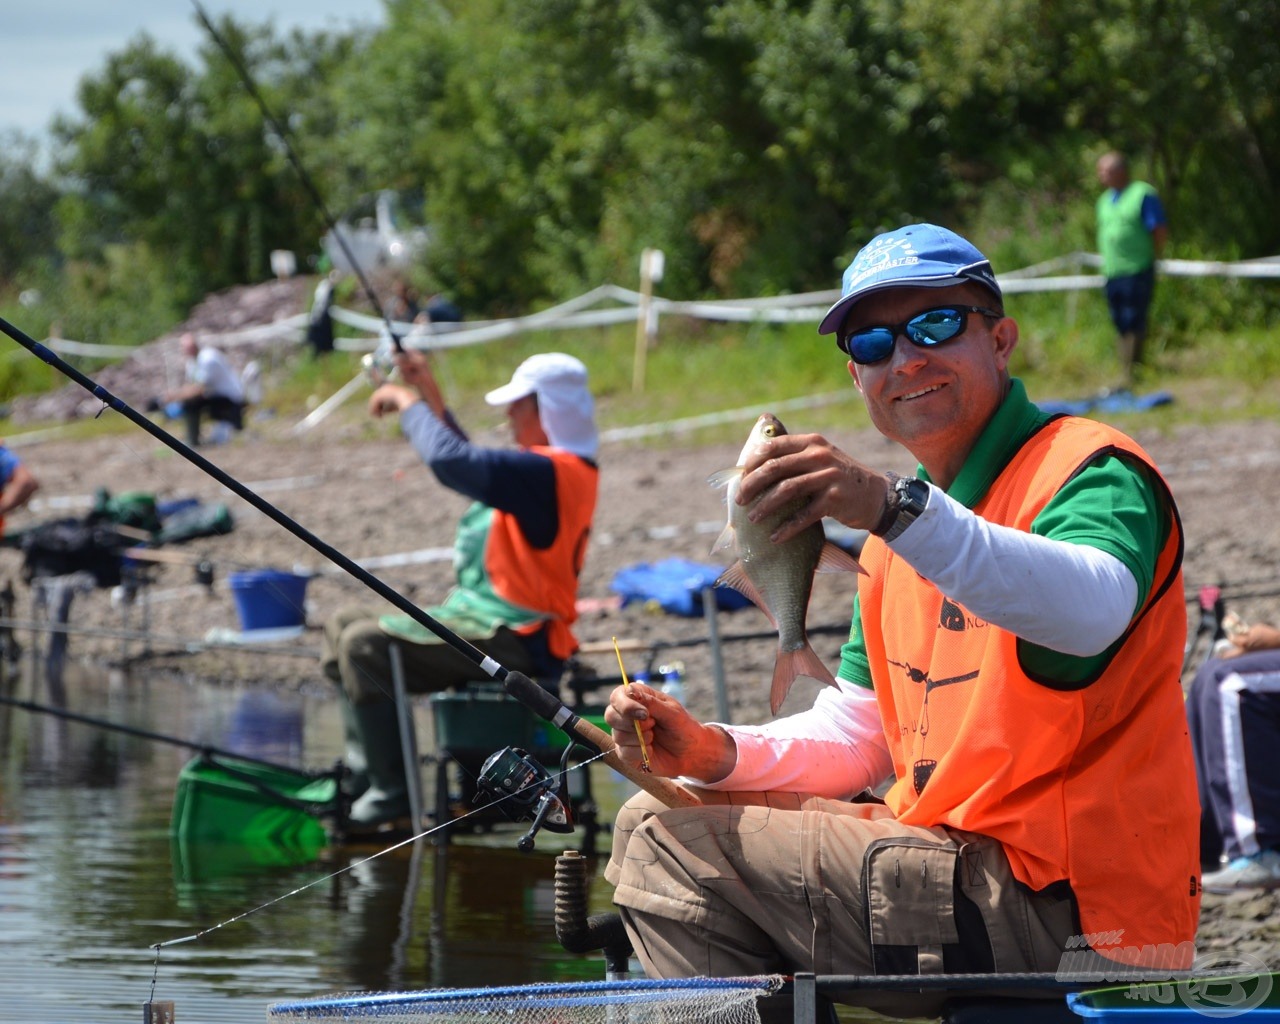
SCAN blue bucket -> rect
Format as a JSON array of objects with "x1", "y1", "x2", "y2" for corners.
[{"x1": 228, "y1": 569, "x2": 309, "y2": 631}]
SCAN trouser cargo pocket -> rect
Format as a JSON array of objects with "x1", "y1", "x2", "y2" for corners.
[{"x1": 862, "y1": 837, "x2": 960, "y2": 975}]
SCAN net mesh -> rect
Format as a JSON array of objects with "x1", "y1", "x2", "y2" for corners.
[{"x1": 267, "y1": 976, "x2": 786, "y2": 1024}]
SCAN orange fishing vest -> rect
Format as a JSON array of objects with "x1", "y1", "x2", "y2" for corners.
[
  {"x1": 485, "y1": 446, "x2": 598, "y2": 661},
  {"x1": 859, "y1": 417, "x2": 1199, "y2": 954}
]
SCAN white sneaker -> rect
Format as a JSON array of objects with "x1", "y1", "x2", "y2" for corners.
[
  {"x1": 1202, "y1": 848, "x2": 1280, "y2": 893},
  {"x1": 208, "y1": 421, "x2": 233, "y2": 445}
]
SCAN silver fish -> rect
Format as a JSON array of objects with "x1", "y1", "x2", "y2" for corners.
[{"x1": 709, "y1": 413, "x2": 865, "y2": 715}]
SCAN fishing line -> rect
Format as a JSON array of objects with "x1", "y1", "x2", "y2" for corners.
[
  {"x1": 0, "y1": 692, "x2": 323, "y2": 771},
  {"x1": 190, "y1": 0, "x2": 403, "y2": 350},
  {"x1": 148, "y1": 746, "x2": 612, "y2": 959}
]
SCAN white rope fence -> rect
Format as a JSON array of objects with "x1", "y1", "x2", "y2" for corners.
[
  {"x1": 26, "y1": 251, "x2": 1280, "y2": 361},
  {"x1": 317, "y1": 252, "x2": 1280, "y2": 354},
  {"x1": 10, "y1": 250, "x2": 1277, "y2": 438}
]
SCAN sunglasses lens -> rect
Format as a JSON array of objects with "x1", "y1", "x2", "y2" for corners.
[
  {"x1": 841, "y1": 307, "x2": 977, "y2": 364},
  {"x1": 845, "y1": 328, "x2": 896, "y2": 364},
  {"x1": 905, "y1": 309, "x2": 965, "y2": 345}
]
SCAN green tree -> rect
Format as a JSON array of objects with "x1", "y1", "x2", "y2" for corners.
[
  {"x1": 52, "y1": 20, "x2": 359, "y2": 309},
  {"x1": 24, "y1": 0, "x2": 1280, "y2": 333},
  {"x1": 0, "y1": 132, "x2": 61, "y2": 289},
  {"x1": 397, "y1": 0, "x2": 960, "y2": 309}
]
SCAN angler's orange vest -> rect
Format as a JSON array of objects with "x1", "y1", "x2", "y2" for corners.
[
  {"x1": 859, "y1": 417, "x2": 1199, "y2": 955},
  {"x1": 486, "y1": 446, "x2": 598, "y2": 661}
]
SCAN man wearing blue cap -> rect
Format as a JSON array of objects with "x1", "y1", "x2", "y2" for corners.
[{"x1": 604, "y1": 223, "x2": 1198, "y2": 1014}]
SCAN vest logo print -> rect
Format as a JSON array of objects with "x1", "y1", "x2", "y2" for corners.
[
  {"x1": 939, "y1": 597, "x2": 988, "y2": 632},
  {"x1": 889, "y1": 658, "x2": 981, "y2": 794},
  {"x1": 889, "y1": 659, "x2": 980, "y2": 743},
  {"x1": 913, "y1": 758, "x2": 938, "y2": 794},
  {"x1": 940, "y1": 598, "x2": 965, "y2": 631}
]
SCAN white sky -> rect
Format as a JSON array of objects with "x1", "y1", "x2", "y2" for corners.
[{"x1": 0, "y1": 0, "x2": 386, "y2": 143}]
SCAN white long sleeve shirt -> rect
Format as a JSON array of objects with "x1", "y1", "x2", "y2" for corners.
[{"x1": 699, "y1": 484, "x2": 1138, "y2": 798}]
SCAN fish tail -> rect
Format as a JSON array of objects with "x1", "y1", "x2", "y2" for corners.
[{"x1": 769, "y1": 641, "x2": 837, "y2": 715}]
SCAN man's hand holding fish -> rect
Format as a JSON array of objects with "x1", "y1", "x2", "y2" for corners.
[
  {"x1": 709, "y1": 413, "x2": 865, "y2": 715},
  {"x1": 735, "y1": 426, "x2": 894, "y2": 544}
]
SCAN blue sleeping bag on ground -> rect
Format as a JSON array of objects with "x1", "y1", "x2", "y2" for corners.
[{"x1": 610, "y1": 558, "x2": 754, "y2": 617}]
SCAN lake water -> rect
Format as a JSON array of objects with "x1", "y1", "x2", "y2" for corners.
[{"x1": 0, "y1": 658, "x2": 629, "y2": 1024}]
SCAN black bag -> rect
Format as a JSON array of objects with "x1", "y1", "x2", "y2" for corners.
[{"x1": 21, "y1": 518, "x2": 128, "y2": 588}]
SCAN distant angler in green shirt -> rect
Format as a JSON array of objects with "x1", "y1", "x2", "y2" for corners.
[{"x1": 1095, "y1": 151, "x2": 1168, "y2": 384}]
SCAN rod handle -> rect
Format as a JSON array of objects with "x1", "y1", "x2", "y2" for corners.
[{"x1": 503, "y1": 672, "x2": 701, "y2": 809}]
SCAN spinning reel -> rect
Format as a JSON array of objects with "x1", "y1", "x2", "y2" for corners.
[
  {"x1": 361, "y1": 332, "x2": 398, "y2": 387},
  {"x1": 475, "y1": 743, "x2": 584, "y2": 852}
]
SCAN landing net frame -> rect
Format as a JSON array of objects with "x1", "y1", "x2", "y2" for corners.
[{"x1": 268, "y1": 975, "x2": 786, "y2": 1024}]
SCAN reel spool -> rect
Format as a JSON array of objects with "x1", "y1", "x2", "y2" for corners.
[{"x1": 476, "y1": 746, "x2": 576, "y2": 852}]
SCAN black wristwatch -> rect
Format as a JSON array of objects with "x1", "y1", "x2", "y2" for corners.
[{"x1": 871, "y1": 474, "x2": 929, "y2": 542}]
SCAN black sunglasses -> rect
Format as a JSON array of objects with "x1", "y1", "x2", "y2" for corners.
[{"x1": 838, "y1": 305, "x2": 1004, "y2": 364}]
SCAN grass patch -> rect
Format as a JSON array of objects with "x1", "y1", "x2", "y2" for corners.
[{"x1": 3, "y1": 284, "x2": 1279, "y2": 448}]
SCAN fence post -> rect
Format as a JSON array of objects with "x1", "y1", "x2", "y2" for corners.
[{"x1": 632, "y1": 248, "x2": 664, "y2": 393}]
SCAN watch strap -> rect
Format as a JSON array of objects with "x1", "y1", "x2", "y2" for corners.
[
  {"x1": 871, "y1": 473, "x2": 901, "y2": 537},
  {"x1": 881, "y1": 476, "x2": 928, "y2": 542}
]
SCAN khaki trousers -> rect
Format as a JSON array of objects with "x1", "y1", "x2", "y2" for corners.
[
  {"x1": 320, "y1": 606, "x2": 534, "y2": 705},
  {"x1": 606, "y1": 789, "x2": 1077, "y2": 1017}
]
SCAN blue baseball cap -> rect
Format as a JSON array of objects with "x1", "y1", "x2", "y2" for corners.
[{"x1": 818, "y1": 223, "x2": 1003, "y2": 337}]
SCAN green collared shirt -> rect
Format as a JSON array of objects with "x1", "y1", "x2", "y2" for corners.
[{"x1": 839, "y1": 378, "x2": 1168, "y2": 688}]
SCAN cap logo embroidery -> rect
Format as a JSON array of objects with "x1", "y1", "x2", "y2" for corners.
[{"x1": 844, "y1": 235, "x2": 919, "y2": 294}]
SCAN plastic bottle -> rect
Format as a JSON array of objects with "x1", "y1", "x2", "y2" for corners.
[{"x1": 658, "y1": 661, "x2": 686, "y2": 705}]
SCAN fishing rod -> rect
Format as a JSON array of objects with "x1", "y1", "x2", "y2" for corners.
[
  {"x1": 190, "y1": 0, "x2": 403, "y2": 352},
  {"x1": 0, "y1": 692, "x2": 326, "y2": 778},
  {"x1": 0, "y1": 315, "x2": 697, "y2": 811}
]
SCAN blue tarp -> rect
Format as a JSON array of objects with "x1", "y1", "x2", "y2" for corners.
[
  {"x1": 610, "y1": 558, "x2": 753, "y2": 617},
  {"x1": 1038, "y1": 388, "x2": 1174, "y2": 417}
]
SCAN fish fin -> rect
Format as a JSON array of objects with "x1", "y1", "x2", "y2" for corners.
[
  {"x1": 716, "y1": 561, "x2": 776, "y2": 627},
  {"x1": 710, "y1": 523, "x2": 735, "y2": 555},
  {"x1": 815, "y1": 541, "x2": 868, "y2": 576},
  {"x1": 707, "y1": 467, "x2": 740, "y2": 491},
  {"x1": 769, "y1": 642, "x2": 837, "y2": 716}
]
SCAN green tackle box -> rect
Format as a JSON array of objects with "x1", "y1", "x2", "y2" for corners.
[{"x1": 428, "y1": 684, "x2": 608, "y2": 762}]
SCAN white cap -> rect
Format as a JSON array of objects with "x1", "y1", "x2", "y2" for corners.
[{"x1": 484, "y1": 352, "x2": 598, "y2": 459}]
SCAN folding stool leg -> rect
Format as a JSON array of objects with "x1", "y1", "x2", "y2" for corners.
[{"x1": 388, "y1": 641, "x2": 425, "y2": 830}]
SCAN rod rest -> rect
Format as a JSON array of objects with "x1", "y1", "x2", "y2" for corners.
[{"x1": 553, "y1": 850, "x2": 632, "y2": 974}]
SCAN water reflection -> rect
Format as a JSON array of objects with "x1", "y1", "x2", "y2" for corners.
[{"x1": 0, "y1": 659, "x2": 621, "y2": 1024}]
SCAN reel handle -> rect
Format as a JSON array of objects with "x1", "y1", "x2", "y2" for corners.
[{"x1": 503, "y1": 672, "x2": 702, "y2": 809}]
